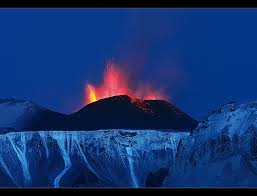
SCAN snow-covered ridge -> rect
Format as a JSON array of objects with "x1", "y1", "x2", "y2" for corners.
[
  {"x1": 167, "y1": 101, "x2": 257, "y2": 187},
  {"x1": 0, "y1": 98, "x2": 43, "y2": 129},
  {"x1": 193, "y1": 101, "x2": 257, "y2": 140}
]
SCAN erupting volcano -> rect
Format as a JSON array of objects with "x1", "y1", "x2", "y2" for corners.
[{"x1": 85, "y1": 61, "x2": 167, "y2": 105}]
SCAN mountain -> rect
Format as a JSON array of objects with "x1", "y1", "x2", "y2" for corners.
[
  {"x1": 165, "y1": 101, "x2": 257, "y2": 187},
  {"x1": 0, "y1": 101, "x2": 257, "y2": 187},
  {"x1": 0, "y1": 98, "x2": 67, "y2": 131},
  {"x1": 0, "y1": 95, "x2": 198, "y2": 132},
  {"x1": 0, "y1": 98, "x2": 42, "y2": 130},
  {"x1": 67, "y1": 95, "x2": 198, "y2": 131}
]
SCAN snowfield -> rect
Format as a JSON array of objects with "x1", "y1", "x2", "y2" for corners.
[{"x1": 0, "y1": 98, "x2": 41, "y2": 129}]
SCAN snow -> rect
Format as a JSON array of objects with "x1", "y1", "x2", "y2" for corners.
[
  {"x1": 126, "y1": 147, "x2": 139, "y2": 187},
  {"x1": 53, "y1": 138, "x2": 72, "y2": 188},
  {"x1": 0, "y1": 130, "x2": 189, "y2": 187},
  {"x1": 6, "y1": 133, "x2": 31, "y2": 185},
  {"x1": 0, "y1": 99, "x2": 41, "y2": 129},
  {"x1": 194, "y1": 102, "x2": 257, "y2": 142}
]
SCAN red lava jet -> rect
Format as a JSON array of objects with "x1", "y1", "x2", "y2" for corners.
[{"x1": 85, "y1": 61, "x2": 167, "y2": 105}]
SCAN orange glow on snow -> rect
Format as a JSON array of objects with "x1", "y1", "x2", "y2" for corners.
[{"x1": 85, "y1": 61, "x2": 167, "y2": 105}]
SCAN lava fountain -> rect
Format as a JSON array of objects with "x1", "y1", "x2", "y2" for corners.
[{"x1": 85, "y1": 61, "x2": 167, "y2": 105}]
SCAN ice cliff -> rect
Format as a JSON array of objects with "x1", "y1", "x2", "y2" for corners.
[{"x1": 0, "y1": 130, "x2": 189, "y2": 187}]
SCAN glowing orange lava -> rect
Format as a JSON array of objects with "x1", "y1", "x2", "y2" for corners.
[{"x1": 85, "y1": 61, "x2": 167, "y2": 105}]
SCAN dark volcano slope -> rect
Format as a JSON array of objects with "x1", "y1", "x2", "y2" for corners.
[
  {"x1": 20, "y1": 109, "x2": 69, "y2": 131},
  {"x1": 15, "y1": 95, "x2": 198, "y2": 131},
  {"x1": 66, "y1": 95, "x2": 198, "y2": 131}
]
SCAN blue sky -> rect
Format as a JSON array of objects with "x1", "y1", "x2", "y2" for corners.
[{"x1": 1, "y1": 8, "x2": 257, "y2": 119}]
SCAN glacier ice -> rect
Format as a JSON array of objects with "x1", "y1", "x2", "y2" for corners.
[
  {"x1": 8, "y1": 134, "x2": 31, "y2": 185},
  {"x1": 53, "y1": 137, "x2": 72, "y2": 188},
  {"x1": 126, "y1": 147, "x2": 139, "y2": 187},
  {"x1": 0, "y1": 130, "x2": 189, "y2": 187}
]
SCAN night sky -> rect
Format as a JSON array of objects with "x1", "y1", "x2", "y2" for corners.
[{"x1": 1, "y1": 8, "x2": 257, "y2": 119}]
